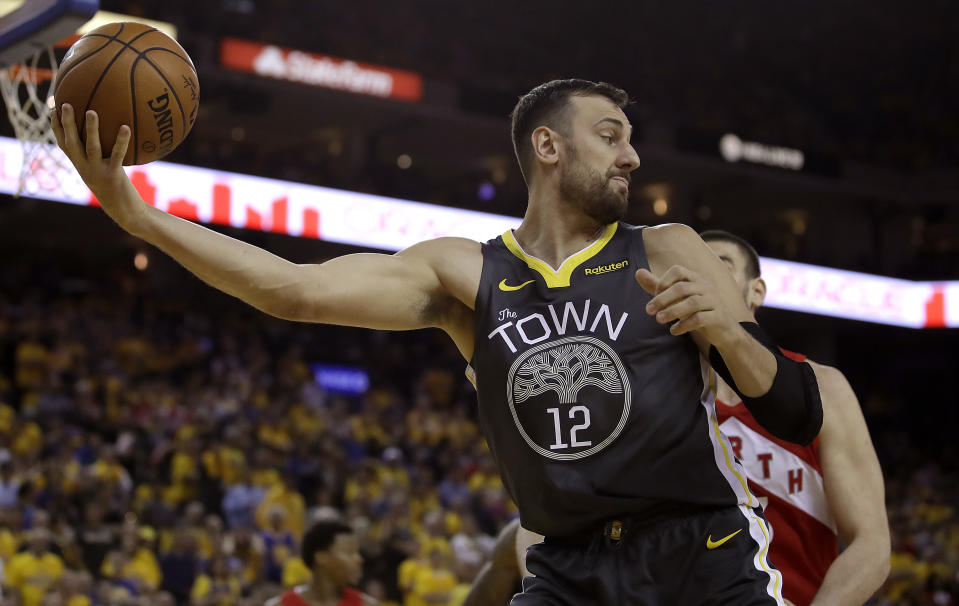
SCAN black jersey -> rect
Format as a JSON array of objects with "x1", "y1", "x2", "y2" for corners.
[{"x1": 468, "y1": 222, "x2": 758, "y2": 537}]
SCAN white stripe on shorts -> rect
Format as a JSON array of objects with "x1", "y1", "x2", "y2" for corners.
[{"x1": 738, "y1": 504, "x2": 786, "y2": 605}]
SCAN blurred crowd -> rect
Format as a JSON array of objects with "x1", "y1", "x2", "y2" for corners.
[
  {"x1": 0, "y1": 262, "x2": 956, "y2": 606},
  {"x1": 0, "y1": 263, "x2": 510, "y2": 606}
]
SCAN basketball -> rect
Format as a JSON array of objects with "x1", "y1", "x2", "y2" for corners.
[{"x1": 53, "y1": 22, "x2": 199, "y2": 166}]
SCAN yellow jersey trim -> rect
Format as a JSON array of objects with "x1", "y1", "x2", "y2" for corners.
[
  {"x1": 500, "y1": 223, "x2": 618, "y2": 289},
  {"x1": 709, "y1": 369, "x2": 758, "y2": 507},
  {"x1": 744, "y1": 506, "x2": 784, "y2": 599}
]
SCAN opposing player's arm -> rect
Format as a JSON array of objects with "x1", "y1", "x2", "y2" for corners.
[
  {"x1": 639, "y1": 223, "x2": 822, "y2": 444},
  {"x1": 52, "y1": 106, "x2": 479, "y2": 348},
  {"x1": 462, "y1": 520, "x2": 522, "y2": 606},
  {"x1": 808, "y1": 362, "x2": 890, "y2": 606}
]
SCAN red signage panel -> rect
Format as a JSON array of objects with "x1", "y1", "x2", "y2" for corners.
[{"x1": 220, "y1": 37, "x2": 423, "y2": 102}]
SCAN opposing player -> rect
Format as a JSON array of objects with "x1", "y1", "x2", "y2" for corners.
[
  {"x1": 53, "y1": 79, "x2": 822, "y2": 604},
  {"x1": 465, "y1": 233, "x2": 889, "y2": 605},
  {"x1": 264, "y1": 520, "x2": 374, "y2": 606},
  {"x1": 701, "y1": 230, "x2": 890, "y2": 605}
]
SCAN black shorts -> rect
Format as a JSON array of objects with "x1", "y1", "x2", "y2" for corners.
[{"x1": 512, "y1": 505, "x2": 785, "y2": 606}]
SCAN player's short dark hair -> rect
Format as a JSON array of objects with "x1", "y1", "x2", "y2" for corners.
[
  {"x1": 301, "y1": 520, "x2": 353, "y2": 565},
  {"x1": 510, "y1": 79, "x2": 629, "y2": 184},
  {"x1": 699, "y1": 230, "x2": 761, "y2": 279}
]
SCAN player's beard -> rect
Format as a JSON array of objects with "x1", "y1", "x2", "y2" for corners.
[{"x1": 558, "y1": 144, "x2": 629, "y2": 225}]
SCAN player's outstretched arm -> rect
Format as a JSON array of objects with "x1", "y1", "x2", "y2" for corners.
[
  {"x1": 638, "y1": 223, "x2": 821, "y2": 444},
  {"x1": 808, "y1": 363, "x2": 890, "y2": 606},
  {"x1": 52, "y1": 106, "x2": 480, "y2": 347}
]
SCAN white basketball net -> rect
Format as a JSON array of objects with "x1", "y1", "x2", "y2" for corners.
[{"x1": 0, "y1": 44, "x2": 84, "y2": 198}]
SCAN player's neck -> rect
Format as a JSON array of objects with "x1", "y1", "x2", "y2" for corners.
[
  {"x1": 515, "y1": 189, "x2": 610, "y2": 269},
  {"x1": 303, "y1": 575, "x2": 346, "y2": 605}
]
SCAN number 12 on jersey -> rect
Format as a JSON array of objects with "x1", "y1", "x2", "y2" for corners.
[{"x1": 547, "y1": 406, "x2": 592, "y2": 450}]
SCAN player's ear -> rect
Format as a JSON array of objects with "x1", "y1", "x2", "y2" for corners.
[
  {"x1": 748, "y1": 277, "x2": 767, "y2": 312},
  {"x1": 531, "y1": 126, "x2": 560, "y2": 168}
]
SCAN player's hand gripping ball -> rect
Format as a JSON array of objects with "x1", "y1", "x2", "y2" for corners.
[{"x1": 53, "y1": 21, "x2": 199, "y2": 165}]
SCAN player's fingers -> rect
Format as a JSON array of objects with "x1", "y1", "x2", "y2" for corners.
[
  {"x1": 654, "y1": 265, "x2": 698, "y2": 292},
  {"x1": 109, "y1": 125, "x2": 131, "y2": 171},
  {"x1": 50, "y1": 107, "x2": 66, "y2": 150},
  {"x1": 59, "y1": 104, "x2": 81, "y2": 153},
  {"x1": 635, "y1": 268, "x2": 659, "y2": 296},
  {"x1": 669, "y1": 310, "x2": 713, "y2": 336},
  {"x1": 654, "y1": 294, "x2": 713, "y2": 325},
  {"x1": 85, "y1": 111, "x2": 101, "y2": 160},
  {"x1": 645, "y1": 281, "x2": 700, "y2": 315}
]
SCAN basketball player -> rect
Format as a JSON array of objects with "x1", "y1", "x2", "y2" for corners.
[
  {"x1": 701, "y1": 230, "x2": 890, "y2": 605},
  {"x1": 52, "y1": 79, "x2": 823, "y2": 604},
  {"x1": 264, "y1": 520, "x2": 375, "y2": 606},
  {"x1": 463, "y1": 232, "x2": 890, "y2": 606}
]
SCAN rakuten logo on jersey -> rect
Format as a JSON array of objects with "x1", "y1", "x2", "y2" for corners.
[{"x1": 220, "y1": 38, "x2": 424, "y2": 102}]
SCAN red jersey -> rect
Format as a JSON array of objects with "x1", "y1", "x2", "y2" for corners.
[
  {"x1": 714, "y1": 350, "x2": 838, "y2": 606},
  {"x1": 280, "y1": 587, "x2": 363, "y2": 606}
]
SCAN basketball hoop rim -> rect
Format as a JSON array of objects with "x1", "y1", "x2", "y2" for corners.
[
  {"x1": 0, "y1": 31, "x2": 77, "y2": 79},
  {"x1": 3, "y1": 63, "x2": 54, "y2": 83}
]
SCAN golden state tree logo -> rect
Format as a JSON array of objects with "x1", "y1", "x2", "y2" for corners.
[{"x1": 506, "y1": 336, "x2": 632, "y2": 461}]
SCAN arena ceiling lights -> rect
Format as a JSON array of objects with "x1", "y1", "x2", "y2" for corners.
[{"x1": 0, "y1": 136, "x2": 954, "y2": 329}]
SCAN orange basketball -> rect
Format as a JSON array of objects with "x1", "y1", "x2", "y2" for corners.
[{"x1": 53, "y1": 21, "x2": 199, "y2": 165}]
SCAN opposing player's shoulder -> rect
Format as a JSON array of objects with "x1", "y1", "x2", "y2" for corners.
[
  {"x1": 642, "y1": 222, "x2": 701, "y2": 247},
  {"x1": 804, "y1": 360, "x2": 854, "y2": 395},
  {"x1": 641, "y1": 222, "x2": 714, "y2": 263}
]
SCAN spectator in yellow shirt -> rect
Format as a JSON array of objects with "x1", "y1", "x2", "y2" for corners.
[
  {"x1": 100, "y1": 529, "x2": 162, "y2": 593},
  {"x1": 255, "y1": 473, "x2": 306, "y2": 539},
  {"x1": 168, "y1": 438, "x2": 202, "y2": 505},
  {"x1": 90, "y1": 446, "x2": 132, "y2": 496},
  {"x1": 281, "y1": 555, "x2": 312, "y2": 588},
  {"x1": 59, "y1": 569, "x2": 94, "y2": 606},
  {"x1": 0, "y1": 506, "x2": 20, "y2": 563},
  {"x1": 250, "y1": 449, "x2": 281, "y2": 489},
  {"x1": 5, "y1": 528, "x2": 65, "y2": 606},
  {"x1": 14, "y1": 336, "x2": 48, "y2": 391},
  {"x1": 447, "y1": 557, "x2": 480, "y2": 606},
  {"x1": 408, "y1": 549, "x2": 456, "y2": 606},
  {"x1": 189, "y1": 556, "x2": 242, "y2": 606},
  {"x1": 202, "y1": 426, "x2": 247, "y2": 487}
]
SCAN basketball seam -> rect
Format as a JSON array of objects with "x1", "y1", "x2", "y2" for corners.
[
  {"x1": 128, "y1": 50, "x2": 192, "y2": 164},
  {"x1": 53, "y1": 33, "x2": 120, "y2": 96},
  {"x1": 83, "y1": 33, "x2": 197, "y2": 74},
  {"x1": 137, "y1": 46, "x2": 198, "y2": 75},
  {"x1": 81, "y1": 24, "x2": 158, "y2": 143},
  {"x1": 80, "y1": 22, "x2": 130, "y2": 118},
  {"x1": 130, "y1": 57, "x2": 139, "y2": 164}
]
